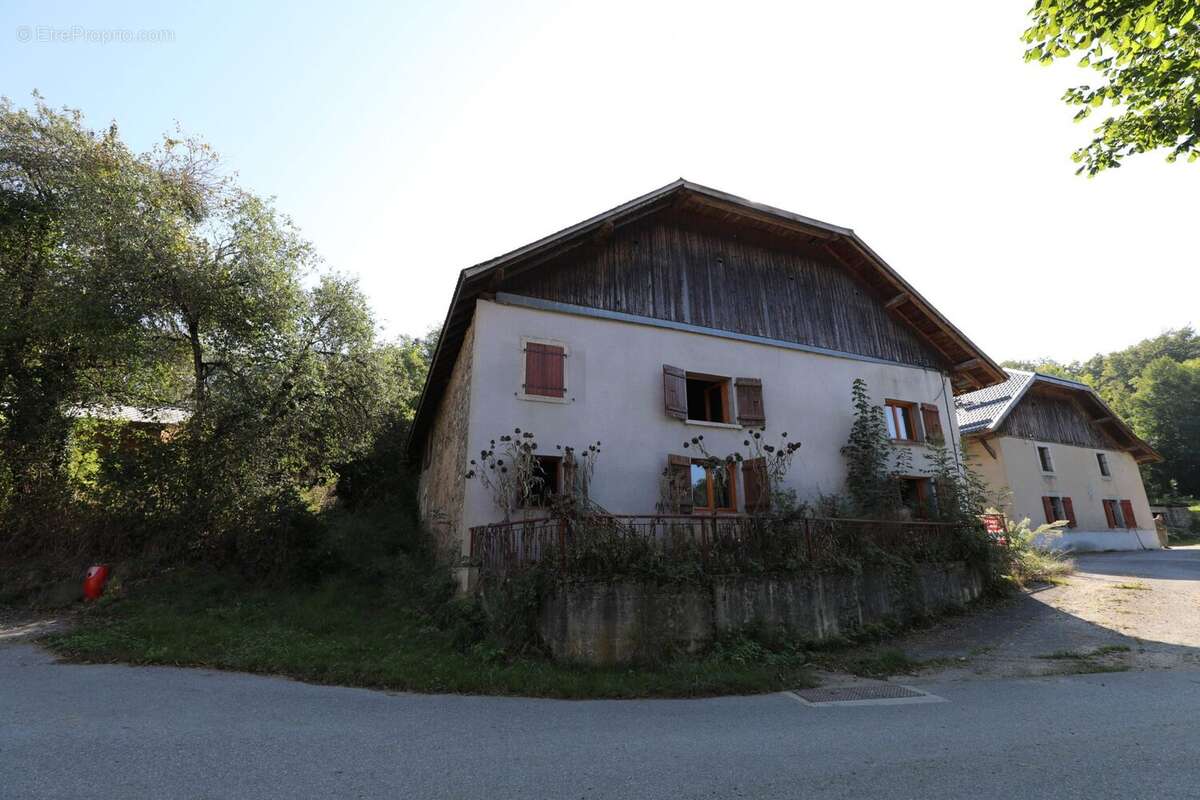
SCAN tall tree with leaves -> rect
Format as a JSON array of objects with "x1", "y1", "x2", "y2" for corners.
[
  {"x1": 841, "y1": 378, "x2": 905, "y2": 516},
  {"x1": 1129, "y1": 357, "x2": 1200, "y2": 497},
  {"x1": 1024, "y1": 0, "x2": 1200, "y2": 174},
  {"x1": 0, "y1": 96, "x2": 175, "y2": 512}
]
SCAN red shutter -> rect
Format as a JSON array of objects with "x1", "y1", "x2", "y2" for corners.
[
  {"x1": 741, "y1": 457, "x2": 769, "y2": 512},
  {"x1": 1103, "y1": 499, "x2": 1117, "y2": 528},
  {"x1": 734, "y1": 378, "x2": 766, "y2": 426},
  {"x1": 524, "y1": 343, "x2": 565, "y2": 397},
  {"x1": 1120, "y1": 500, "x2": 1137, "y2": 529},
  {"x1": 1042, "y1": 496, "x2": 1055, "y2": 524},
  {"x1": 667, "y1": 454, "x2": 693, "y2": 513},
  {"x1": 663, "y1": 365, "x2": 688, "y2": 419},
  {"x1": 920, "y1": 403, "x2": 943, "y2": 443},
  {"x1": 1062, "y1": 497, "x2": 1077, "y2": 528}
]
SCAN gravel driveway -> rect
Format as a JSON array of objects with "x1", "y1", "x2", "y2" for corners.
[{"x1": 896, "y1": 546, "x2": 1200, "y2": 679}]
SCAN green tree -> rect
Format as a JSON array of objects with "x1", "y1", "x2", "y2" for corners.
[
  {"x1": 0, "y1": 96, "x2": 175, "y2": 515},
  {"x1": 841, "y1": 378, "x2": 904, "y2": 516},
  {"x1": 1024, "y1": 0, "x2": 1200, "y2": 174},
  {"x1": 1129, "y1": 357, "x2": 1200, "y2": 497}
]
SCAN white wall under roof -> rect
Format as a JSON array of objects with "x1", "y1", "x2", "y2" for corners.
[
  {"x1": 458, "y1": 298, "x2": 962, "y2": 555},
  {"x1": 966, "y1": 436, "x2": 1158, "y2": 552}
]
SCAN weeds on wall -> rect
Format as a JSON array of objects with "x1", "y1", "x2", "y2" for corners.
[
  {"x1": 841, "y1": 378, "x2": 909, "y2": 517},
  {"x1": 465, "y1": 429, "x2": 604, "y2": 521}
]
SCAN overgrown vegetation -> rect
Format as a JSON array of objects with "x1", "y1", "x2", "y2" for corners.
[
  {"x1": 992, "y1": 515, "x2": 1075, "y2": 588},
  {"x1": 0, "y1": 95, "x2": 437, "y2": 589},
  {"x1": 47, "y1": 568, "x2": 817, "y2": 698}
]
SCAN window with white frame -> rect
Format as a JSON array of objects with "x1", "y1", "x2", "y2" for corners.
[{"x1": 1037, "y1": 445, "x2": 1055, "y2": 473}]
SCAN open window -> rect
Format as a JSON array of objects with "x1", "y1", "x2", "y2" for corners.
[
  {"x1": 520, "y1": 455, "x2": 561, "y2": 508},
  {"x1": 689, "y1": 459, "x2": 737, "y2": 512},
  {"x1": 1042, "y1": 495, "x2": 1076, "y2": 527},
  {"x1": 898, "y1": 477, "x2": 935, "y2": 518},
  {"x1": 685, "y1": 374, "x2": 731, "y2": 423},
  {"x1": 885, "y1": 400, "x2": 920, "y2": 443},
  {"x1": 662, "y1": 365, "x2": 765, "y2": 426},
  {"x1": 1103, "y1": 498, "x2": 1135, "y2": 529},
  {"x1": 1096, "y1": 452, "x2": 1111, "y2": 478}
]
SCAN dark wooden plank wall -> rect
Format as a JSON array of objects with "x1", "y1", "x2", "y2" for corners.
[
  {"x1": 1000, "y1": 391, "x2": 1120, "y2": 450},
  {"x1": 504, "y1": 215, "x2": 944, "y2": 369}
]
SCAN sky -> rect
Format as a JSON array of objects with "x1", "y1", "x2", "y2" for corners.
[{"x1": 3, "y1": 0, "x2": 1197, "y2": 363}]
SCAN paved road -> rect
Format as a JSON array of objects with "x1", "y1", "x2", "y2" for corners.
[
  {"x1": 4, "y1": 644, "x2": 1200, "y2": 799},
  {"x1": 4, "y1": 549, "x2": 1200, "y2": 799}
]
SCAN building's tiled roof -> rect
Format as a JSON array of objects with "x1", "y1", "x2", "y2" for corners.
[
  {"x1": 955, "y1": 368, "x2": 1160, "y2": 464},
  {"x1": 954, "y1": 369, "x2": 1035, "y2": 434}
]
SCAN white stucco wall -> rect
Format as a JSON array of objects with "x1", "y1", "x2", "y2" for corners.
[
  {"x1": 457, "y1": 298, "x2": 963, "y2": 556},
  {"x1": 973, "y1": 435, "x2": 1158, "y2": 552}
]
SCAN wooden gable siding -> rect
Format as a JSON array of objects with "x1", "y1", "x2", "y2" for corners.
[
  {"x1": 503, "y1": 215, "x2": 943, "y2": 369},
  {"x1": 999, "y1": 389, "x2": 1121, "y2": 450}
]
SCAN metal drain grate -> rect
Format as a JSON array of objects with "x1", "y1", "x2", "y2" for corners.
[{"x1": 789, "y1": 683, "x2": 944, "y2": 706}]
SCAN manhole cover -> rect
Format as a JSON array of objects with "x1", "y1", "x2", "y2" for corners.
[{"x1": 789, "y1": 683, "x2": 944, "y2": 706}]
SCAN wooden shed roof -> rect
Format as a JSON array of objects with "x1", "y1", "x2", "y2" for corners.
[
  {"x1": 956, "y1": 369, "x2": 1162, "y2": 464},
  {"x1": 408, "y1": 180, "x2": 1006, "y2": 459}
]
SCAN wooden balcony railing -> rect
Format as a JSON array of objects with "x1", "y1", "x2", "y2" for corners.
[{"x1": 468, "y1": 513, "x2": 974, "y2": 579}]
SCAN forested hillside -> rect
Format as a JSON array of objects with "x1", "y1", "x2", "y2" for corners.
[{"x1": 1003, "y1": 327, "x2": 1200, "y2": 502}]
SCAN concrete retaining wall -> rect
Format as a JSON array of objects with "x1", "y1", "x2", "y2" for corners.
[{"x1": 538, "y1": 562, "x2": 985, "y2": 665}]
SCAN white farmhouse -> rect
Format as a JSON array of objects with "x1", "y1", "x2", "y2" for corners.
[
  {"x1": 957, "y1": 369, "x2": 1162, "y2": 551},
  {"x1": 408, "y1": 181, "x2": 1007, "y2": 578}
]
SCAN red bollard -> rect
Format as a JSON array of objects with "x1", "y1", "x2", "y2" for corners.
[{"x1": 83, "y1": 565, "x2": 110, "y2": 601}]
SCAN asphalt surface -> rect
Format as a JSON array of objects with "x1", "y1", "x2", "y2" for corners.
[{"x1": 4, "y1": 548, "x2": 1200, "y2": 799}]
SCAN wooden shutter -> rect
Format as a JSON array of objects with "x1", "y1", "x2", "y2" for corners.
[
  {"x1": 1120, "y1": 500, "x2": 1137, "y2": 529},
  {"x1": 920, "y1": 403, "x2": 943, "y2": 443},
  {"x1": 663, "y1": 365, "x2": 688, "y2": 419},
  {"x1": 1062, "y1": 497, "x2": 1077, "y2": 528},
  {"x1": 1042, "y1": 496, "x2": 1056, "y2": 524},
  {"x1": 1103, "y1": 499, "x2": 1117, "y2": 528},
  {"x1": 524, "y1": 343, "x2": 565, "y2": 397},
  {"x1": 667, "y1": 454, "x2": 693, "y2": 513},
  {"x1": 562, "y1": 449, "x2": 577, "y2": 498},
  {"x1": 734, "y1": 378, "x2": 765, "y2": 426},
  {"x1": 741, "y1": 457, "x2": 769, "y2": 512}
]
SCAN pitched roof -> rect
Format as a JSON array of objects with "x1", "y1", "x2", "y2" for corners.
[
  {"x1": 955, "y1": 369, "x2": 1161, "y2": 463},
  {"x1": 408, "y1": 179, "x2": 1006, "y2": 459},
  {"x1": 956, "y1": 370, "x2": 1036, "y2": 435}
]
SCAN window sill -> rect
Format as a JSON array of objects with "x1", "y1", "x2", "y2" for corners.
[
  {"x1": 889, "y1": 439, "x2": 923, "y2": 446},
  {"x1": 518, "y1": 392, "x2": 571, "y2": 404},
  {"x1": 683, "y1": 419, "x2": 741, "y2": 430}
]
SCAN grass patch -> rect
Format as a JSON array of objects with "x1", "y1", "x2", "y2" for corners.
[
  {"x1": 1111, "y1": 582, "x2": 1150, "y2": 591},
  {"x1": 817, "y1": 647, "x2": 930, "y2": 678},
  {"x1": 1038, "y1": 644, "x2": 1131, "y2": 660},
  {"x1": 42, "y1": 570, "x2": 817, "y2": 699},
  {"x1": 1008, "y1": 548, "x2": 1075, "y2": 588},
  {"x1": 1060, "y1": 662, "x2": 1131, "y2": 676}
]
